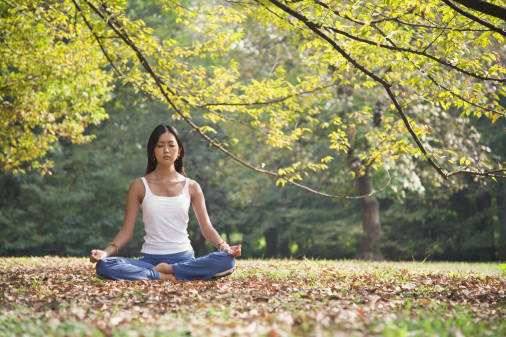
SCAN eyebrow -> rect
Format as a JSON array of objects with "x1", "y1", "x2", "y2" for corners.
[{"x1": 157, "y1": 140, "x2": 176, "y2": 144}]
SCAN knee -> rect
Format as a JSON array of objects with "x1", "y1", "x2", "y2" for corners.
[
  {"x1": 95, "y1": 259, "x2": 106, "y2": 277},
  {"x1": 219, "y1": 253, "x2": 235, "y2": 271},
  {"x1": 209, "y1": 253, "x2": 236, "y2": 279},
  {"x1": 227, "y1": 256, "x2": 236, "y2": 270},
  {"x1": 95, "y1": 258, "x2": 113, "y2": 278}
]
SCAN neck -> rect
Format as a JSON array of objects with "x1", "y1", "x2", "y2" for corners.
[{"x1": 152, "y1": 165, "x2": 178, "y2": 179}]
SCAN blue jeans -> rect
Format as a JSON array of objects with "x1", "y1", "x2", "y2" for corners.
[{"x1": 95, "y1": 250, "x2": 235, "y2": 281}]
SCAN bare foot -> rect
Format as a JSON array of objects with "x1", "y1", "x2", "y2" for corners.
[
  {"x1": 154, "y1": 262, "x2": 173, "y2": 274},
  {"x1": 159, "y1": 272, "x2": 176, "y2": 281},
  {"x1": 154, "y1": 263, "x2": 176, "y2": 281}
]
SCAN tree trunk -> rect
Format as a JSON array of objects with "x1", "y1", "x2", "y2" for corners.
[
  {"x1": 265, "y1": 226, "x2": 278, "y2": 257},
  {"x1": 356, "y1": 171, "x2": 383, "y2": 260},
  {"x1": 497, "y1": 182, "x2": 506, "y2": 260}
]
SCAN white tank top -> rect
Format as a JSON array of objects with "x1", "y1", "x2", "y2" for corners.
[{"x1": 140, "y1": 176, "x2": 193, "y2": 254}]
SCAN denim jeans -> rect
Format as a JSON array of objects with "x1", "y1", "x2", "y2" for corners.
[{"x1": 96, "y1": 250, "x2": 235, "y2": 281}]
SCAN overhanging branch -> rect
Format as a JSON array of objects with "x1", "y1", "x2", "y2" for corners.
[
  {"x1": 198, "y1": 83, "x2": 337, "y2": 108},
  {"x1": 265, "y1": 0, "x2": 449, "y2": 179},
  {"x1": 441, "y1": 0, "x2": 506, "y2": 36},
  {"x1": 451, "y1": 0, "x2": 506, "y2": 21},
  {"x1": 313, "y1": 0, "x2": 492, "y2": 32},
  {"x1": 447, "y1": 168, "x2": 506, "y2": 178},
  {"x1": 76, "y1": 0, "x2": 390, "y2": 199},
  {"x1": 71, "y1": 0, "x2": 122, "y2": 77},
  {"x1": 313, "y1": 0, "x2": 504, "y2": 82},
  {"x1": 265, "y1": 0, "x2": 506, "y2": 181},
  {"x1": 370, "y1": 22, "x2": 504, "y2": 118},
  {"x1": 75, "y1": 0, "x2": 505, "y2": 189},
  {"x1": 322, "y1": 25, "x2": 504, "y2": 83}
]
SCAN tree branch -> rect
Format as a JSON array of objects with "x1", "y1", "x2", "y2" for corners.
[
  {"x1": 71, "y1": 0, "x2": 122, "y2": 77},
  {"x1": 267, "y1": 0, "x2": 505, "y2": 181},
  {"x1": 451, "y1": 0, "x2": 506, "y2": 21},
  {"x1": 370, "y1": 23, "x2": 504, "y2": 118},
  {"x1": 322, "y1": 25, "x2": 504, "y2": 83},
  {"x1": 441, "y1": 0, "x2": 506, "y2": 36},
  {"x1": 447, "y1": 168, "x2": 506, "y2": 178},
  {"x1": 266, "y1": 0, "x2": 449, "y2": 179},
  {"x1": 313, "y1": 0, "x2": 492, "y2": 32},
  {"x1": 77, "y1": 0, "x2": 387, "y2": 199},
  {"x1": 421, "y1": 12, "x2": 456, "y2": 53},
  {"x1": 312, "y1": 1, "x2": 503, "y2": 82},
  {"x1": 76, "y1": 0, "x2": 505, "y2": 191},
  {"x1": 198, "y1": 83, "x2": 336, "y2": 107}
]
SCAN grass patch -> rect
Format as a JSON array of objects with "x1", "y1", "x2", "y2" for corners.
[
  {"x1": 380, "y1": 306, "x2": 506, "y2": 337},
  {"x1": 0, "y1": 257, "x2": 504, "y2": 337}
]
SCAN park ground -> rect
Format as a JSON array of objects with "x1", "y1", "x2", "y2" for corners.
[{"x1": 0, "y1": 258, "x2": 504, "y2": 337}]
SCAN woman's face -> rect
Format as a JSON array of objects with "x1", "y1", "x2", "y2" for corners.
[{"x1": 153, "y1": 131, "x2": 180, "y2": 167}]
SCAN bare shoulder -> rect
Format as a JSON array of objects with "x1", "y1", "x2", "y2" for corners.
[
  {"x1": 130, "y1": 177, "x2": 144, "y2": 189},
  {"x1": 187, "y1": 178, "x2": 203, "y2": 197},
  {"x1": 129, "y1": 177, "x2": 145, "y2": 201}
]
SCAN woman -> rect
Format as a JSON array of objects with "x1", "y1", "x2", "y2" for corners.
[{"x1": 90, "y1": 124, "x2": 241, "y2": 281}]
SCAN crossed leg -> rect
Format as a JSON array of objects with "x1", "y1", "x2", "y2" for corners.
[
  {"x1": 154, "y1": 245, "x2": 241, "y2": 281},
  {"x1": 154, "y1": 263, "x2": 176, "y2": 281}
]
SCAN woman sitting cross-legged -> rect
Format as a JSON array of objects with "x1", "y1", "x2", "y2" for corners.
[
  {"x1": 89, "y1": 124, "x2": 241, "y2": 281},
  {"x1": 154, "y1": 245, "x2": 241, "y2": 281}
]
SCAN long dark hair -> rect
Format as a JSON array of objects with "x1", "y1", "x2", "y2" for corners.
[{"x1": 145, "y1": 124, "x2": 186, "y2": 175}]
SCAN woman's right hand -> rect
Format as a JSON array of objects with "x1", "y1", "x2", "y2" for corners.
[
  {"x1": 228, "y1": 244, "x2": 241, "y2": 257},
  {"x1": 89, "y1": 249, "x2": 108, "y2": 263}
]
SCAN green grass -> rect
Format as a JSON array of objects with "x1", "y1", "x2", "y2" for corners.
[
  {"x1": 380, "y1": 305, "x2": 506, "y2": 337},
  {"x1": 0, "y1": 258, "x2": 504, "y2": 337},
  {"x1": 499, "y1": 263, "x2": 506, "y2": 276}
]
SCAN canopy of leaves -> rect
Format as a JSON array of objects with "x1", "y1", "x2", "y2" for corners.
[
  {"x1": 2, "y1": 0, "x2": 504, "y2": 188},
  {"x1": 0, "y1": 1, "x2": 113, "y2": 173}
]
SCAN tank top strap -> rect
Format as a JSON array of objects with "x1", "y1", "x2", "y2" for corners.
[
  {"x1": 183, "y1": 177, "x2": 191, "y2": 197},
  {"x1": 140, "y1": 177, "x2": 152, "y2": 196}
]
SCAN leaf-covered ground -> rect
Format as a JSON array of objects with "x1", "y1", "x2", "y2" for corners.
[{"x1": 1, "y1": 258, "x2": 504, "y2": 337}]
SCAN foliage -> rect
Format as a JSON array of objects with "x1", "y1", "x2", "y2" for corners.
[
  {"x1": 152, "y1": 0, "x2": 504, "y2": 187},
  {"x1": 1, "y1": 0, "x2": 505, "y2": 262},
  {"x1": 1, "y1": 0, "x2": 504, "y2": 186},
  {"x1": 0, "y1": 1, "x2": 113, "y2": 173}
]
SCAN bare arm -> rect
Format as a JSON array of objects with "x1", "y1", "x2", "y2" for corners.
[
  {"x1": 90, "y1": 178, "x2": 143, "y2": 261},
  {"x1": 189, "y1": 180, "x2": 229, "y2": 250}
]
